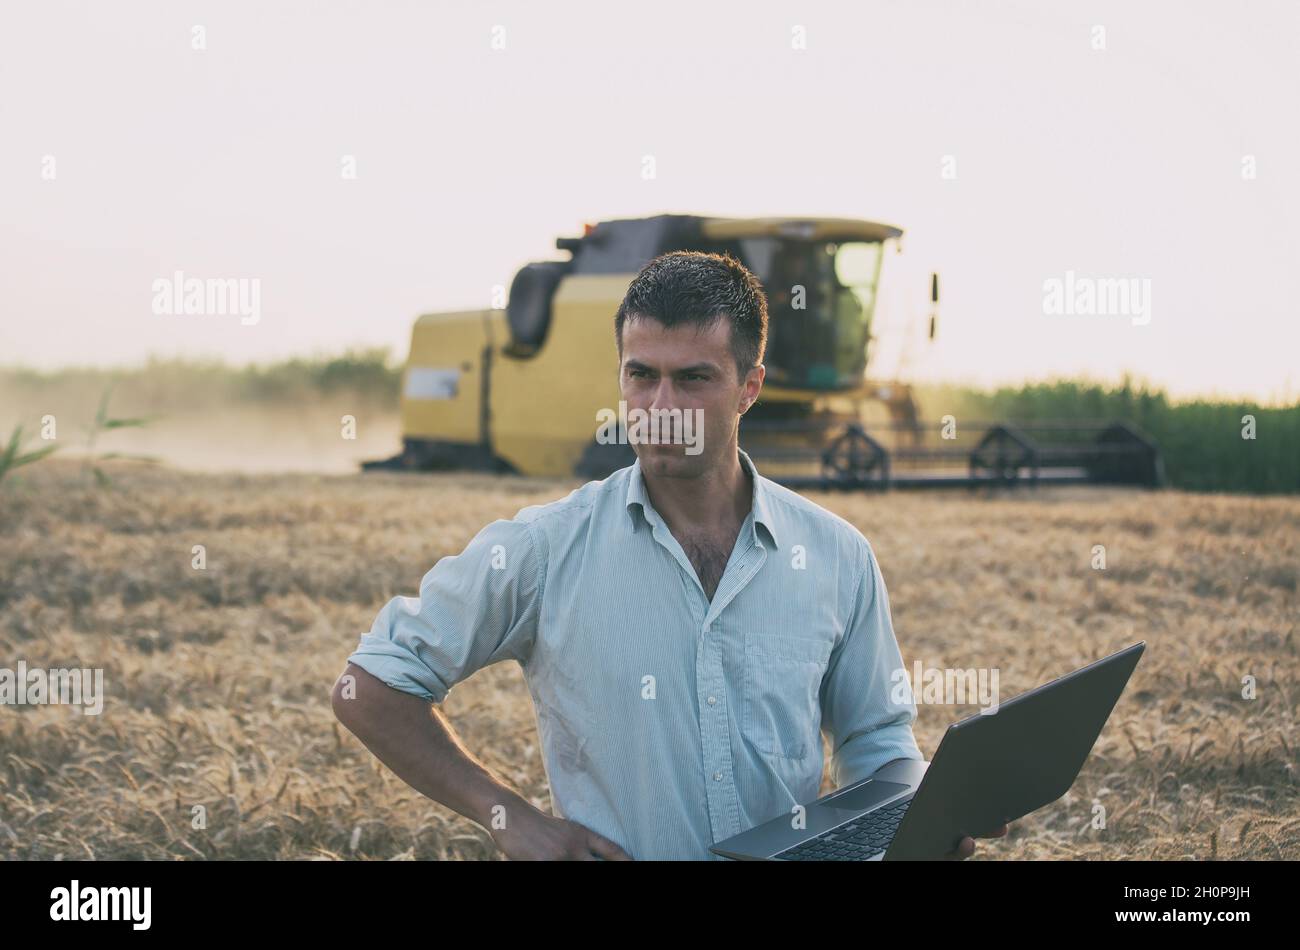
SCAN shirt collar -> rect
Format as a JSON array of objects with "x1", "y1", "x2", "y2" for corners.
[{"x1": 625, "y1": 447, "x2": 779, "y2": 549}]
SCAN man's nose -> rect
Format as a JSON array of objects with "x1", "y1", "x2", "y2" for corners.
[{"x1": 648, "y1": 377, "x2": 679, "y2": 411}]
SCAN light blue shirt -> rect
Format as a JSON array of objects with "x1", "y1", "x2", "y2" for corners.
[{"x1": 346, "y1": 448, "x2": 923, "y2": 860}]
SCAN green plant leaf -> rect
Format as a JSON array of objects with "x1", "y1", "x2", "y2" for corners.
[
  {"x1": 97, "y1": 452, "x2": 160, "y2": 464},
  {"x1": 12, "y1": 444, "x2": 59, "y2": 467},
  {"x1": 1, "y1": 426, "x2": 22, "y2": 470},
  {"x1": 101, "y1": 416, "x2": 155, "y2": 430},
  {"x1": 95, "y1": 388, "x2": 112, "y2": 428}
]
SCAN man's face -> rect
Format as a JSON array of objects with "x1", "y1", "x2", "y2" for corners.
[{"x1": 618, "y1": 315, "x2": 764, "y2": 479}]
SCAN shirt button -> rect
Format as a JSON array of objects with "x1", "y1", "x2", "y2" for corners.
[
  {"x1": 713, "y1": 772, "x2": 723, "y2": 782},
  {"x1": 707, "y1": 696, "x2": 716, "y2": 705}
]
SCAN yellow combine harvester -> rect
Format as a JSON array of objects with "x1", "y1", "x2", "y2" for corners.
[{"x1": 365, "y1": 213, "x2": 1163, "y2": 489}]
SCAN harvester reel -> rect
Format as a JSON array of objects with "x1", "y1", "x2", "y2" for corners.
[
  {"x1": 1091, "y1": 422, "x2": 1166, "y2": 487},
  {"x1": 969, "y1": 424, "x2": 1037, "y2": 484},
  {"x1": 821, "y1": 424, "x2": 889, "y2": 488}
]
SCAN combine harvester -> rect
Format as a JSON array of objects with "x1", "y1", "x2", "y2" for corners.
[{"x1": 364, "y1": 214, "x2": 1164, "y2": 491}]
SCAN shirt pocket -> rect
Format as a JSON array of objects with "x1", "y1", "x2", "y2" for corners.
[{"x1": 741, "y1": 631, "x2": 833, "y2": 760}]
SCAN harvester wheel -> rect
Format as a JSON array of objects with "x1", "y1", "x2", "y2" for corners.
[{"x1": 574, "y1": 436, "x2": 636, "y2": 480}]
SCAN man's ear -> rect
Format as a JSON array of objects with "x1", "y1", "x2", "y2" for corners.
[{"x1": 739, "y1": 363, "x2": 765, "y2": 414}]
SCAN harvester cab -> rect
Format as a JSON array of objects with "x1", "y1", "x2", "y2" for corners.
[{"x1": 364, "y1": 213, "x2": 1163, "y2": 491}]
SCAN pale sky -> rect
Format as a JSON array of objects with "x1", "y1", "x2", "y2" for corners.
[{"x1": 2, "y1": 0, "x2": 1297, "y2": 404}]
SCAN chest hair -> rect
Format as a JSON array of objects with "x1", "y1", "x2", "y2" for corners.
[{"x1": 679, "y1": 534, "x2": 734, "y2": 601}]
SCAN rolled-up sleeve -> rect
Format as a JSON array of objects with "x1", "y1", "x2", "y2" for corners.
[
  {"x1": 345, "y1": 516, "x2": 545, "y2": 703},
  {"x1": 820, "y1": 537, "x2": 923, "y2": 789}
]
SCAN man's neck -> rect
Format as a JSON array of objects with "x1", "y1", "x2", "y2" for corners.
[{"x1": 641, "y1": 445, "x2": 752, "y2": 536}]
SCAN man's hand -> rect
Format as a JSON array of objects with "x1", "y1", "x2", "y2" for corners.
[
  {"x1": 944, "y1": 822, "x2": 1010, "y2": 860},
  {"x1": 489, "y1": 806, "x2": 634, "y2": 861}
]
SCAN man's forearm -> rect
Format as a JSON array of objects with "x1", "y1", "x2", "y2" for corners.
[{"x1": 331, "y1": 663, "x2": 534, "y2": 831}]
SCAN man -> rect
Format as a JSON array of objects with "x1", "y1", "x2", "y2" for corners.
[{"x1": 331, "y1": 250, "x2": 1008, "y2": 860}]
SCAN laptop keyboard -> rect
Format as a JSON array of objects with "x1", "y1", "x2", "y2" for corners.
[{"x1": 773, "y1": 797, "x2": 912, "y2": 861}]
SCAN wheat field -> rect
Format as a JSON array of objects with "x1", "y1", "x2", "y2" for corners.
[{"x1": 0, "y1": 460, "x2": 1296, "y2": 860}]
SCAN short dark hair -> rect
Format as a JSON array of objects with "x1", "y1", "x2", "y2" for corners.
[{"x1": 614, "y1": 250, "x2": 768, "y2": 379}]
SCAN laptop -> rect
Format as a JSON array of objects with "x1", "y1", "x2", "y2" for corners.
[{"x1": 710, "y1": 640, "x2": 1145, "y2": 860}]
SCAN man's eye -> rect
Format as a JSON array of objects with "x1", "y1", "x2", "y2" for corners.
[{"x1": 683, "y1": 374, "x2": 706, "y2": 381}]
